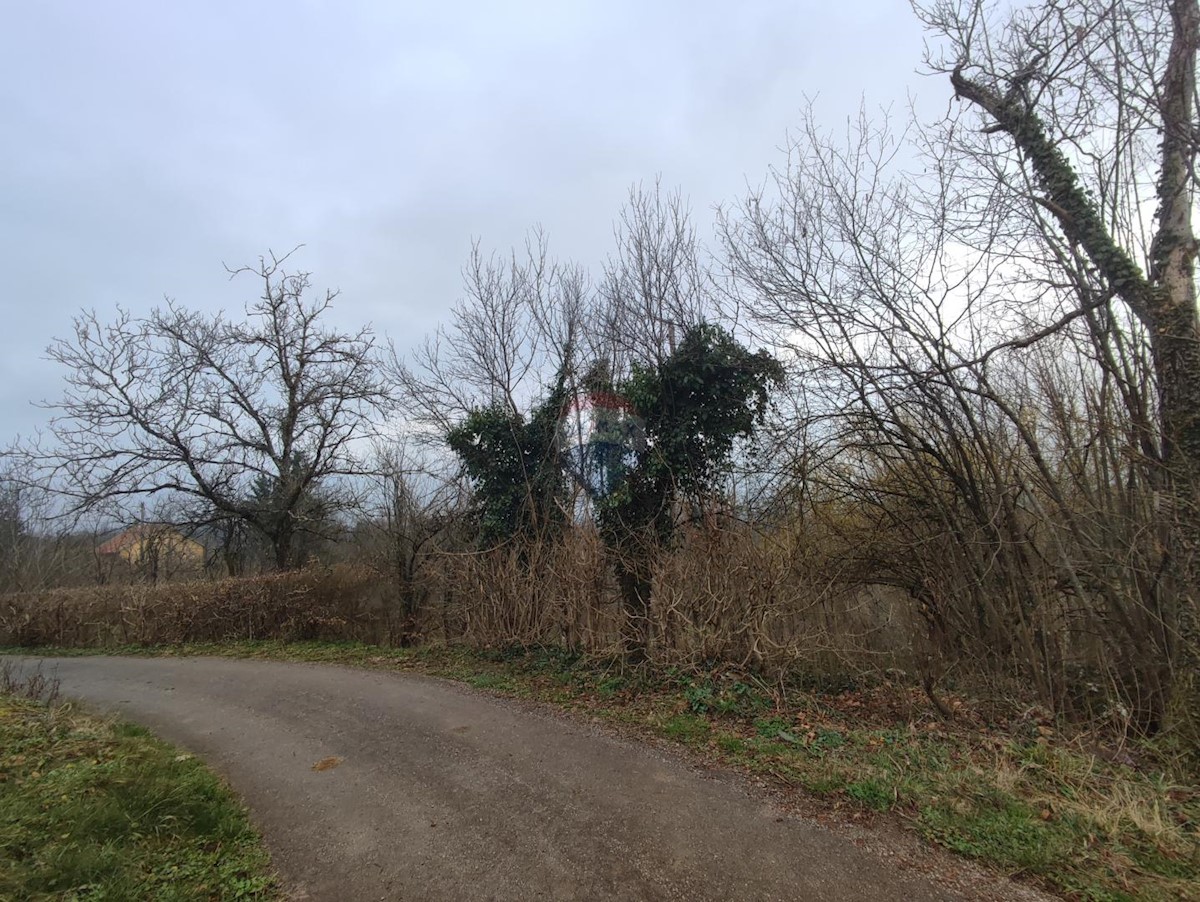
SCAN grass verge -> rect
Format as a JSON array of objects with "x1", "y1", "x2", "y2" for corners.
[
  {"x1": 5, "y1": 640, "x2": 1199, "y2": 901},
  {"x1": 0, "y1": 663, "x2": 278, "y2": 901}
]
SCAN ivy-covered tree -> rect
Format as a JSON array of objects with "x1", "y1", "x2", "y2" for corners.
[
  {"x1": 597, "y1": 323, "x2": 784, "y2": 654},
  {"x1": 445, "y1": 324, "x2": 780, "y2": 651},
  {"x1": 447, "y1": 365, "x2": 572, "y2": 546}
]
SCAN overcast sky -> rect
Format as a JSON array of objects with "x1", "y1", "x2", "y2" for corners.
[{"x1": 0, "y1": 1, "x2": 936, "y2": 440}]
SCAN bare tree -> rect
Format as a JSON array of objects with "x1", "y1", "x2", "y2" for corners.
[
  {"x1": 0, "y1": 460, "x2": 107, "y2": 591},
  {"x1": 597, "y1": 180, "x2": 710, "y2": 375},
  {"x1": 392, "y1": 230, "x2": 583, "y2": 438},
  {"x1": 391, "y1": 232, "x2": 591, "y2": 548},
  {"x1": 723, "y1": 21, "x2": 1197, "y2": 732},
  {"x1": 0, "y1": 468, "x2": 25, "y2": 592},
  {"x1": 35, "y1": 250, "x2": 392, "y2": 570},
  {"x1": 916, "y1": 0, "x2": 1200, "y2": 734},
  {"x1": 360, "y1": 437, "x2": 461, "y2": 640}
]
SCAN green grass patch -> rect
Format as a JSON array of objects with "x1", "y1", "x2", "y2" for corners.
[
  {"x1": 661, "y1": 712, "x2": 710, "y2": 743},
  {"x1": 845, "y1": 778, "x2": 894, "y2": 811},
  {"x1": 0, "y1": 693, "x2": 277, "y2": 901},
  {"x1": 465, "y1": 672, "x2": 518, "y2": 692}
]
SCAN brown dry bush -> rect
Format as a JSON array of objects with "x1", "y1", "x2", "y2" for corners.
[
  {"x1": 0, "y1": 566, "x2": 386, "y2": 648},
  {"x1": 426, "y1": 526, "x2": 922, "y2": 678},
  {"x1": 430, "y1": 531, "x2": 621, "y2": 653},
  {"x1": 652, "y1": 525, "x2": 910, "y2": 675}
]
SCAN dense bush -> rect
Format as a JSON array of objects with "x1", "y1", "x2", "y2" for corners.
[{"x1": 0, "y1": 566, "x2": 387, "y2": 647}]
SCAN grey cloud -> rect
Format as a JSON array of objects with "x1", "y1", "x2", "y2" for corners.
[{"x1": 1, "y1": 0, "x2": 930, "y2": 439}]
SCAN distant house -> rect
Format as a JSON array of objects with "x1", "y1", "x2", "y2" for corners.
[{"x1": 97, "y1": 525, "x2": 206, "y2": 582}]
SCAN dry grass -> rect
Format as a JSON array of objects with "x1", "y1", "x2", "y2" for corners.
[{"x1": 0, "y1": 566, "x2": 387, "y2": 648}]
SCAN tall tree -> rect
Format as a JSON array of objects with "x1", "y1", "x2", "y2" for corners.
[
  {"x1": 920, "y1": 0, "x2": 1200, "y2": 736},
  {"x1": 725, "y1": 1, "x2": 1199, "y2": 736},
  {"x1": 38, "y1": 250, "x2": 391, "y2": 570},
  {"x1": 597, "y1": 323, "x2": 783, "y2": 655}
]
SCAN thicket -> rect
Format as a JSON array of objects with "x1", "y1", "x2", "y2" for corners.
[{"x1": 0, "y1": 568, "x2": 386, "y2": 647}]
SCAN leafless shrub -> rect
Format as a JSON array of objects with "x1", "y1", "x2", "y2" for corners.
[
  {"x1": 431, "y1": 531, "x2": 619, "y2": 653},
  {"x1": 652, "y1": 524, "x2": 905, "y2": 675},
  {"x1": 424, "y1": 525, "x2": 923, "y2": 682},
  {"x1": 0, "y1": 566, "x2": 385, "y2": 647}
]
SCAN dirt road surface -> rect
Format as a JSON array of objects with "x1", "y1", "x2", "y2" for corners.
[{"x1": 5, "y1": 655, "x2": 1033, "y2": 901}]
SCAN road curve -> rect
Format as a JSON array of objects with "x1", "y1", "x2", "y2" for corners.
[{"x1": 8, "y1": 655, "x2": 962, "y2": 902}]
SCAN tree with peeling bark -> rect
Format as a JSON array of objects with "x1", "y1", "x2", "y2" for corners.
[
  {"x1": 36, "y1": 251, "x2": 392, "y2": 571},
  {"x1": 917, "y1": 0, "x2": 1200, "y2": 736}
]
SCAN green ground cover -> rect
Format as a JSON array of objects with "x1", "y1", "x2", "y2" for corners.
[{"x1": 0, "y1": 663, "x2": 277, "y2": 901}]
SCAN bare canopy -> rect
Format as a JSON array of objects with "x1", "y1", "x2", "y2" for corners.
[{"x1": 37, "y1": 251, "x2": 392, "y2": 570}]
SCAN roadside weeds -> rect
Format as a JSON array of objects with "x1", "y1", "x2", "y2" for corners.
[{"x1": 0, "y1": 659, "x2": 279, "y2": 901}]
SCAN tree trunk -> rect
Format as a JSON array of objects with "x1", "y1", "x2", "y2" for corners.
[
  {"x1": 1151, "y1": 0, "x2": 1200, "y2": 745},
  {"x1": 274, "y1": 520, "x2": 295, "y2": 571},
  {"x1": 616, "y1": 557, "x2": 653, "y2": 661}
]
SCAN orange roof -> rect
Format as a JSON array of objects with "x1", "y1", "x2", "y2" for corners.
[{"x1": 96, "y1": 525, "x2": 193, "y2": 556}]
